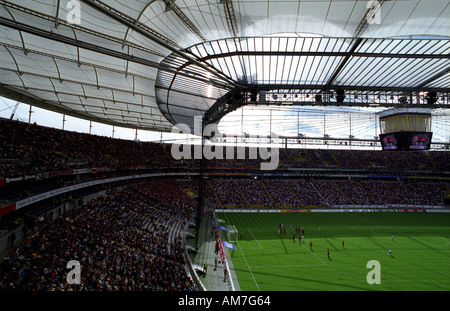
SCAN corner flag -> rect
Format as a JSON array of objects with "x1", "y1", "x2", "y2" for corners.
[
  {"x1": 223, "y1": 241, "x2": 237, "y2": 251},
  {"x1": 218, "y1": 225, "x2": 229, "y2": 232}
]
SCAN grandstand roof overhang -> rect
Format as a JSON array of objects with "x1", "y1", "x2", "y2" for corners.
[{"x1": 0, "y1": 0, "x2": 449, "y2": 133}]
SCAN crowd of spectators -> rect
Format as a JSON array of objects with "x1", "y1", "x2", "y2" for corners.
[
  {"x1": 411, "y1": 181, "x2": 448, "y2": 206},
  {"x1": 211, "y1": 180, "x2": 247, "y2": 207},
  {"x1": 130, "y1": 180, "x2": 196, "y2": 221},
  {"x1": 0, "y1": 119, "x2": 172, "y2": 178},
  {"x1": 0, "y1": 118, "x2": 448, "y2": 211},
  {"x1": 262, "y1": 180, "x2": 300, "y2": 207},
  {"x1": 285, "y1": 148, "x2": 450, "y2": 172},
  {"x1": 332, "y1": 150, "x2": 366, "y2": 169},
  {"x1": 334, "y1": 180, "x2": 379, "y2": 205},
  {"x1": 202, "y1": 179, "x2": 447, "y2": 208},
  {"x1": 1, "y1": 118, "x2": 450, "y2": 180},
  {"x1": 385, "y1": 181, "x2": 444, "y2": 206},
  {"x1": 288, "y1": 149, "x2": 316, "y2": 168},
  {"x1": 360, "y1": 181, "x2": 403, "y2": 205},
  {"x1": 288, "y1": 180, "x2": 327, "y2": 206},
  {"x1": 0, "y1": 182, "x2": 196, "y2": 291},
  {"x1": 312, "y1": 180, "x2": 353, "y2": 206},
  {"x1": 0, "y1": 175, "x2": 445, "y2": 289},
  {"x1": 304, "y1": 149, "x2": 338, "y2": 169},
  {"x1": 237, "y1": 179, "x2": 274, "y2": 206}
]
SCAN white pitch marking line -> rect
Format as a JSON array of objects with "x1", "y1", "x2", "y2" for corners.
[
  {"x1": 248, "y1": 229, "x2": 263, "y2": 249},
  {"x1": 299, "y1": 240, "x2": 327, "y2": 265},
  {"x1": 238, "y1": 245, "x2": 261, "y2": 291},
  {"x1": 223, "y1": 214, "x2": 260, "y2": 291},
  {"x1": 253, "y1": 264, "x2": 326, "y2": 268}
]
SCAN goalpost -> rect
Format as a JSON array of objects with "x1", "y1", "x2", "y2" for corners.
[{"x1": 227, "y1": 225, "x2": 238, "y2": 243}]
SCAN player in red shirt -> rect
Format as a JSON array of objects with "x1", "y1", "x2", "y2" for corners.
[{"x1": 310, "y1": 241, "x2": 313, "y2": 251}]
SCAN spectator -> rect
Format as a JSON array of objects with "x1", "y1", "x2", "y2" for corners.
[{"x1": 0, "y1": 183, "x2": 196, "y2": 291}]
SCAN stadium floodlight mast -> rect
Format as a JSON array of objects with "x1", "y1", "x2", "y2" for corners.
[{"x1": 170, "y1": 116, "x2": 279, "y2": 170}]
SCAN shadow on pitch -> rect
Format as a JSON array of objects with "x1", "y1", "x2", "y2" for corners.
[{"x1": 232, "y1": 267, "x2": 373, "y2": 291}]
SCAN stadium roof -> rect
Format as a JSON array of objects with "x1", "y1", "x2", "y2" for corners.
[{"x1": 0, "y1": 0, "x2": 449, "y2": 133}]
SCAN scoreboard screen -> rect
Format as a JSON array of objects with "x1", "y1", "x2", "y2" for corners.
[
  {"x1": 380, "y1": 132, "x2": 432, "y2": 151},
  {"x1": 409, "y1": 133, "x2": 432, "y2": 150},
  {"x1": 381, "y1": 134, "x2": 398, "y2": 150}
]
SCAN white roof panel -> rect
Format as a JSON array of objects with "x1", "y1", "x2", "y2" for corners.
[{"x1": 0, "y1": 0, "x2": 448, "y2": 132}]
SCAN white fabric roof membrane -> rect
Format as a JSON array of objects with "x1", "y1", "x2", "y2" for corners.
[{"x1": 0, "y1": 0, "x2": 449, "y2": 132}]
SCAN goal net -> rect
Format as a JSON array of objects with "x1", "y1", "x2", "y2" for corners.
[{"x1": 227, "y1": 225, "x2": 238, "y2": 243}]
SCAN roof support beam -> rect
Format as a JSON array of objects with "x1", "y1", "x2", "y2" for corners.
[
  {"x1": 0, "y1": 16, "x2": 229, "y2": 88},
  {"x1": 1, "y1": 5, "x2": 28, "y2": 55},
  {"x1": 0, "y1": 16, "x2": 160, "y2": 68},
  {"x1": 353, "y1": 0, "x2": 387, "y2": 38},
  {"x1": 220, "y1": 0, "x2": 239, "y2": 37},
  {"x1": 80, "y1": 0, "x2": 240, "y2": 88},
  {"x1": 163, "y1": 0, "x2": 206, "y2": 42},
  {"x1": 241, "y1": 83, "x2": 450, "y2": 93},
  {"x1": 197, "y1": 50, "x2": 449, "y2": 61},
  {"x1": 416, "y1": 67, "x2": 450, "y2": 89},
  {"x1": 0, "y1": 84, "x2": 172, "y2": 132},
  {"x1": 54, "y1": 0, "x2": 61, "y2": 28},
  {"x1": 243, "y1": 100, "x2": 449, "y2": 109},
  {"x1": 325, "y1": 38, "x2": 363, "y2": 89}
]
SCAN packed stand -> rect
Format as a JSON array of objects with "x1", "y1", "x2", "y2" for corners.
[
  {"x1": 237, "y1": 179, "x2": 274, "y2": 207},
  {"x1": 0, "y1": 119, "x2": 172, "y2": 178},
  {"x1": 360, "y1": 181, "x2": 403, "y2": 205},
  {"x1": 288, "y1": 180, "x2": 328, "y2": 206},
  {"x1": 210, "y1": 180, "x2": 247, "y2": 207},
  {"x1": 304, "y1": 180, "x2": 352, "y2": 206},
  {"x1": 331, "y1": 150, "x2": 362, "y2": 170},
  {"x1": 334, "y1": 180, "x2": 378, "y2": 205},
  {"x1": 0, "y1": 182, "x2": 196, "y2": 291},
  {"x1": 198, "y1": 178, "x2": 447, "y2": 208},
  {"x1": 263, "y1": 180, "x2": 300, "y2": 207},
  {"x1": 1, "y1": 118, "x2": 450, "y2": 178}
]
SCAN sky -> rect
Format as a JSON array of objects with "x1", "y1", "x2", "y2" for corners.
[
  {"x1": 0, "y1": 96, "x2": 173, "y2": 142},
  {"x1": 1, "y1": 96, "x2": 449, "y2": 148}
]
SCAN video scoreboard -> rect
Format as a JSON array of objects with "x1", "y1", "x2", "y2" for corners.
[{"x1": 380, "y1": 132, "x2": 432, "y2": 151}]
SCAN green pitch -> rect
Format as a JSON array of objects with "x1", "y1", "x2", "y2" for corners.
[{"x1": 217, "y1": 211, "x2": 450, "y2": 291}]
